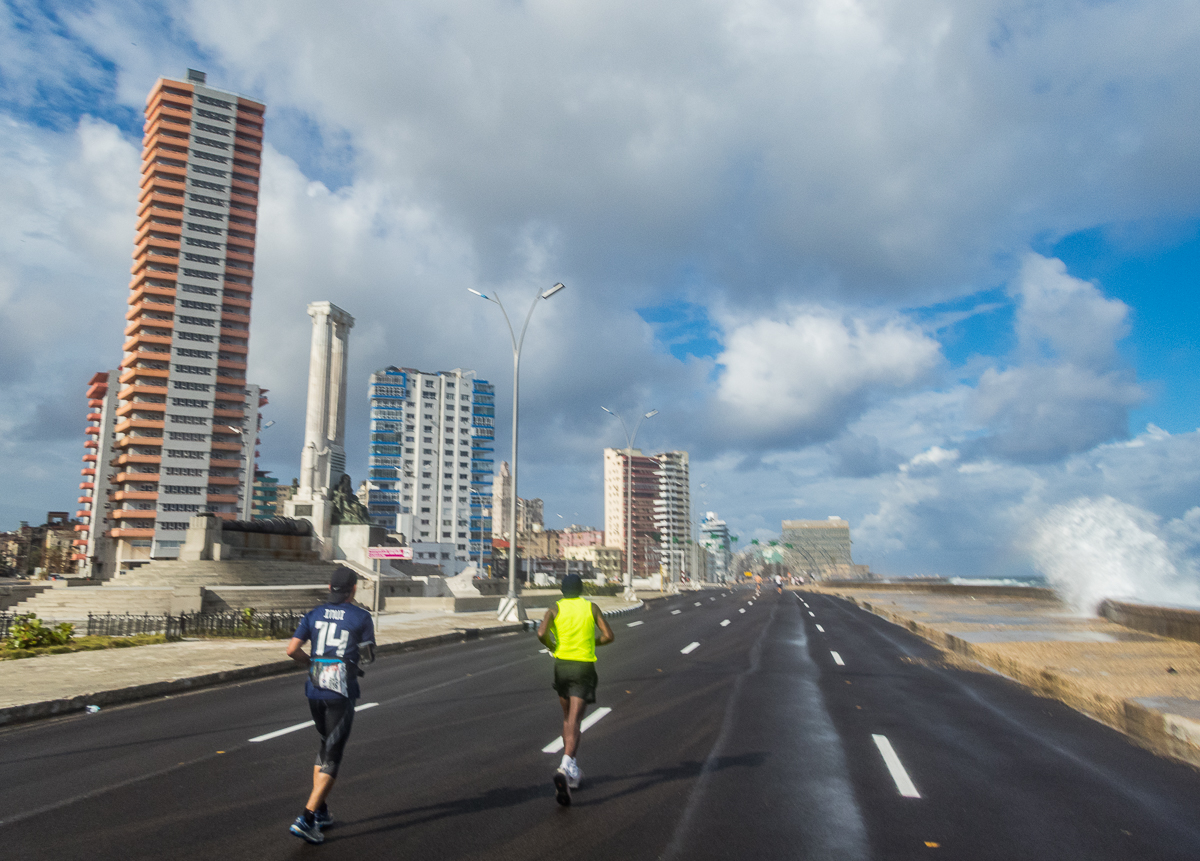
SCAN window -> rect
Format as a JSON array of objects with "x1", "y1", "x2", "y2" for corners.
[
  {"x1": 161, "y1": 503, "x2": 200, "y2": 513},
  {"x1": 171, "y1": 398, "x2": 209, "y2": 408},
  {"x1": 169, "y1": 414, "x2": 209, "y2": 425},
  {"x1": 162, "y1": 485, "x2": 203, "y2": 495},
  {"x1": 164, "y1": 467, "x2": 206, "y2": 476},
  {"x1": 173, "y1": 364, "x2": 212, "y2": 375},
  {"x1": 166, "y1": 449, "x2": 206, "y2": 459},
  {"x1": 187, "y1": 221, "x2": 224, "y2": 234},
  {"x1": 173, "y1": 380, "x2": 209, "y2": 392},
  {"x1": 168, "y1": 432, "x2": 208, "y2": 441},
  {"x1": 175, "y1": 348, "x2": 212, "y2": 359},
  {"x1": 177, "y1": 316, "x2": 216, "y2": 328},
  {"x1": 196, "y1": 108, "x2": 231, "y2": 122}
]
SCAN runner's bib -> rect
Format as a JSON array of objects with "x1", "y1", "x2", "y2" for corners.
[{"x1": 309, "y1": 657, "x2": 350, "y2": 697}]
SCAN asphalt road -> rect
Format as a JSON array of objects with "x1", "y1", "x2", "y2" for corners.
[{"x1": 4, "y1": 588, "x2": 1200, "y2": 859}]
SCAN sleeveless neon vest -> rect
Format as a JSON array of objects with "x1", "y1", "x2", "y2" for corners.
[{"x1": 552, "y1": 597, "x2": 597, "y2": 662}]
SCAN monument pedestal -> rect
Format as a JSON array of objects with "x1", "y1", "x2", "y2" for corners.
[{"x1": 284, "y1": 495, "x2": 334, "y2": 560}]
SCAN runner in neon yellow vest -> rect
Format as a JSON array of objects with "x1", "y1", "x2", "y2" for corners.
[{"x1": 537, "y1": 573, "x2": 614, "y2": 806}]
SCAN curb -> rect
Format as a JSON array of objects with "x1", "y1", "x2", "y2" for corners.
[
  {"x1": 0, "y1": 623, "x2": 525, "y2": 729},
  {"x1": 832, "y1": 593, "x2": 1200, "y2": 771}
]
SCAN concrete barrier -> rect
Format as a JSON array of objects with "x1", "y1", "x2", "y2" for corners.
[
  {"x1": 817, "y1": 581, "x2": 1058, "y2": 600},
  {"x1": 1100, "y1": 600, "x2": 1200, "y2": 645}
]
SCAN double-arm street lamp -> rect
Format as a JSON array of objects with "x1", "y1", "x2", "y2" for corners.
[
  {"x1": 601, "y1": 406, "x2": 657, "y2": 600},
  {"x1": 470, "y1": 282, "x2": 565, "y2": 621}
]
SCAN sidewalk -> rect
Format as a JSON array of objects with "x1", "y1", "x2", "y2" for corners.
[
  {"x1": 813, "y1": 585, "x2": 1200, "y2": 768},
  {"x1": 0, "y1": 595, "x2": 647, "y2": 728}
]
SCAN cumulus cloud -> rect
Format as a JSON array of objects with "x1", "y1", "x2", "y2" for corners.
[
  {"x1": 712, "y1": 308, "x2": 940, "y2": 448},
  {"x1": 970, "y1": 254, "x2": 1143, "y2": 462},
  {"x1": 1, "y1": 1, "x2": 1198, "y2": 575}
]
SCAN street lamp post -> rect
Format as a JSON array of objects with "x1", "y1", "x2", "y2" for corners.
[
  {"x1": 470, "y1": 282, "x2": 565, "y2": 621},
  {"x1": 601, "y1": 406, "x2": 657, "y2": 601}
]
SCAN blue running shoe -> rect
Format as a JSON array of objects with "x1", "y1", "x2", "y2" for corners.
[
  {"x1": 314, "y1": 808, "x2": 334, "y2": 829},
  {"x1": 290, "y1": 815, "x2": 325, "y2": 844}
]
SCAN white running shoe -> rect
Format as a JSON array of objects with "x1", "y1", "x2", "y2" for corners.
[{"x1": 566, "y1": 758, "x2": 583, "y2": 789}]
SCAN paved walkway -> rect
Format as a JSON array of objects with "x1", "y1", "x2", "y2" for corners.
[
  {"x1": 814, "y1": 585, "x2": 1200, "y2": 767},
  {"x1": 0, "y1": 594, "x2": 651, "y2": 726}
]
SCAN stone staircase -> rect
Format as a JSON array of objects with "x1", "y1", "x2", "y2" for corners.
[
  {"x1": 9, "y1": 585, "x2": 177, "y2": 621},
  {"x1": 110, "y1": 560, "x2": 342, "y2": 587},
  {"x1": 8, "y1": 559, "x2": 348, "y2": 622}
]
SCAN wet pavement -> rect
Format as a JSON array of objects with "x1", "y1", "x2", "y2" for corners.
[{"x1": 810, "y1": 585, "x2": 1200, "y2": 767}]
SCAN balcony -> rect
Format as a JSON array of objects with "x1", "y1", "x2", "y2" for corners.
[
  {"x1": 73, "y1": 524, "x2": 90, "y2": 532},
  {"x1": 115, "y1": 418, "x2": 165, "y2": 435},
  {"x1": 79, "y1": 482, "x2": 95, "y2": 490},
  {"x1": 114, "y1": 472, "x2": 160, "y2": 484},
  {"x1": 114, "y1": 491, "x2": 159, "y2": 502},
  {"x1": 111, "y1": 527, "x2": 155, "y2": 539},
  {"x1": 111, "y1": 509, "x2": 157, "y2": 520},
  {"x1": 206, "y1": 494, "x2": 239, "y2": 504},
  {"x1": 115, "y1": 453, "x2": 162, "y2": 466}
]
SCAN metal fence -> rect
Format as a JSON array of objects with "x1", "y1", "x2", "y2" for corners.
[
  {"x1": 1, "y1": 611, "x2": 305, "y2": 643},
  {"x1": 177, "y1": 611, "x2": 304, "y2": 639}
]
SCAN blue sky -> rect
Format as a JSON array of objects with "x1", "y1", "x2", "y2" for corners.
[{"x1": 2, "y1": 0, "x2": 1200, "y2": 597}]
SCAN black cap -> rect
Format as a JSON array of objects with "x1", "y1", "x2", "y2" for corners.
[
  {"x1": 561, "y1": 573, "x2": 584, "y2": 597},
  {"x1": 329, "y1": 567, "x2": 357, "y2": 603}
]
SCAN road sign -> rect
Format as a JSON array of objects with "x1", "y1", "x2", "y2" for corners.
[{"x1": 367, "y1": 547, "x2": 413, "y2": 560}]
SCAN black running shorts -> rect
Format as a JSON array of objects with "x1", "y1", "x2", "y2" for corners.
[
  {"x1": 309, "y1": 697, "x2": 356, "y2": 776},
  {"x1": 553, "y1": 659, "x2": 598, "y2": 703}
]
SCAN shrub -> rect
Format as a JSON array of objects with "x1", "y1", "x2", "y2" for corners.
[{"x1": 4, "y1": 614, "x2": 75, "y2": 650}]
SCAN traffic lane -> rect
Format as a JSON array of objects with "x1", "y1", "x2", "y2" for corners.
[
  {"x1": 804, "y1": 592, "x2": 1200, "y2": 860},
  {"x1": 0, "y1": 633, "x2": 560, "y2": 859},
  {"x1": 663, "y1": 591, "x2": 870, "y2": 861},
  {"x1": 2, "y1": 601, "x2": 764, "y2": 859},
  {"x1": 0, "y1": 630, "x2": 537, "y2": 828}
]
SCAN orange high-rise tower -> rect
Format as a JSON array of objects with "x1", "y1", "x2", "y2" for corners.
[{"x1": 107, "y1": 69, "x2": 266, "y2": 567}]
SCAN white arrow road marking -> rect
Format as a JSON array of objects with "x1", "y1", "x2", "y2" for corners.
[
  {"x1": 542, "y1": 707, "x2": 613, "y2": 753},
  {"x1": 627, "y1": 620, "x2": 644, "y2": 627},
  {"x1": 816, "y1": 624, "x2": 825, "y2": 633},
  {"x1": 720, "y1": 619, "x2": 731, "y2": 627},
  {"x1": 872, "y1": 734, "x2": 921, "y2": 798},
  {"x1": 681, "y1": 642, "x2": 701, "y2": 654},
  {"x1": 830, "y1": 651, "x2": 845, "y2": 666},
  {"x1": 250, "y1": 702, "x2": 379, "y2": 743}
]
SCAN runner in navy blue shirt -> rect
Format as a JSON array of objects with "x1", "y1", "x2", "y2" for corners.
[{"x1": 285, "y1": 567, "x2": 375, "y2": 844}]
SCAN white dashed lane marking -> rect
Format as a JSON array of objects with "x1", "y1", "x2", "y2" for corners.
[
  {"x1": 249, "y1": 702, "x2": 379, "y2": 743},
  {"x1": 720, "y1": 619, "x2": 731, "y2": 627},
  {"x1": 542, "y1": 707, "x2": 613, "y2": 753},
  {"x1": 872, "y1": 734, "x2": 921, "y2": 798},
  {"x1": 626, "y1": 621, "x2": 644, "y2": 627},
  {"x1": 680, "y1": 642, "x2": 701, "y2": 655},
  {"x1": 815, "y1": 624, "x2": 825, "y2": 633},
  {"x1": 809, "y1": 611, "x2": 815, "y2": 617},
  {"x1": 671, "y1": 610, "x2": 682, "y2": 615},
  {"x1": 738, "y1": 609, "x2": 746, "y2": 614},
  {"x1": 830, "y1": 651, "x2": 845, "y2": 666},
  {"x1": 694, "y1": 602, "x2": 702, "y2": 607}
]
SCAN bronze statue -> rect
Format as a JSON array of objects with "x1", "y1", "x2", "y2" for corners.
[{"x1": 330, "y1": 473, "x2": 371, "y2": 525}]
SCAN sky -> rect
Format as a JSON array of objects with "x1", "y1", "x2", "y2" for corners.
[{"x1": 1, "y1": 0, "x2": 1199, "y2": 590}]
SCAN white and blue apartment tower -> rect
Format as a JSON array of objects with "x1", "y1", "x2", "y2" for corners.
[{"x1": 367, "y1": 367, "x2": 494, "y2": 572}]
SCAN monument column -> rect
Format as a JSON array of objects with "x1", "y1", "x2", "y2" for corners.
[{"x1": 285, "y1": 301, "x2": 355, "y2": 558}]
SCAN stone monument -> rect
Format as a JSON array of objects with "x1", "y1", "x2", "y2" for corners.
[{"x1": 284, "y1": 301, "x2": 355, "y2": 559}]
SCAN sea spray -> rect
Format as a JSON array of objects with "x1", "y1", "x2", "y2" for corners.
[{"x1": 1030, "y1": 496, "x2": 1200, "y2": 613}]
